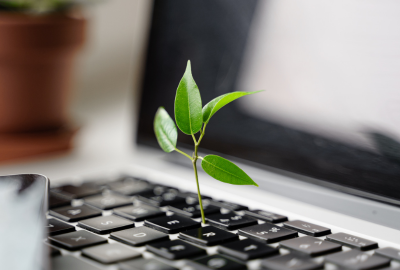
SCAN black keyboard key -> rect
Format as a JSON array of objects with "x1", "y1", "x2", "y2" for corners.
[
  {"x1": 137, "y1": 191, "x2": 186, "y2": 207},
  {"x1": 52, "y1": 255, "x2": 103, "y2": 270},
  {"x1": 47, "y1": 218, "x2": 75, "y2": 235},
  {"x1": 51, "y1": 184, "x2": 102, "y2": 199},
  {"x1": 186, "y1": 254, "x2": 247, "y2": 270},
  {"x1": 238, "y1": 223, "x2": 298, "y2": 244},
  {"x1": 82, "y1": 243, "x2": 141, "y2": 264},
  {"x1": 113, "y1": 204, "x2": 165, "y2": 221},
  {"x1": 49, "y1": 192, "x2": 71, "y2": 209},
  {"x1": 84, "y1": 193, "x2": 133, "y2": 210},
  {"x1": 218, "y1": 238, "x2": 279, "y2": 260},
  {"x1": 206, "y1": 212, "x2": 257, "y2": 230},
  {"x1": 169, "y1": 202, "x2": 220, "y2": 218},
  {"x1": 244, "y1": 209, "x2": 288, "y2": 223},
  {"x1": 110, "y1": 226, "x2": 169, "y2": 246},
  {"x1": 261, "y1": 253, "x2": 323, "y2": 270},
  {"x1": 326, "y1": 233, "x2": 379, "y2": 251},
  {"x1": 179, "y1": 226, "x2": 238, "y2": 246},
  {"x1": 77, "y1": 215, "x2": 135, "y2": 234},
  {"x1": 49, "y1": 230, "x2": 107, "y2": 250},
  {"x1": 109, "y1": 179, "x2": 154, "y2": 196},
  {"x1": 283, "y1": 220, "x2": 331, "y2": 237},
  {"x1": 144, "y1": 215, "x2": 201, "y2": 234},
  {"x1": 325, "y1": 249, "x2": 390, "y2": 270},
  {"x1": 280, "y1": 236, "x2": 342, "y2": 257},
  {"x1": 375, "y1": 247, "x2": 400, "y2": 261},
  {"x1": 146, "y1": 239, "x2": 206, "y2": 260},
  {"x1": 119, "y1": 258, "x2": 178, "y2": 270},
  {"x1": 49, "y1": 205, "x2": 102, "y2": 222},
  {"x1": 209, "y1": 200, "x2": 248, "y2": 211}
]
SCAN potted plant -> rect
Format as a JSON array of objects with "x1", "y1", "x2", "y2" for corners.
[{"x1": 0, "y1": 0, "x2": 88, "y2": 161}]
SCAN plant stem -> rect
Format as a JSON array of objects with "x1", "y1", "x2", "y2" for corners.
[
  {"x1": 191, "y1": 124, "x2": 207, "y2": 224},
  {"x1": 192, "y1": 134, "x2": 198, "y2": 144},
  {"x1": 198, "y1": 123, "x2": 206, "y2": 144},
  {"x1": 175, "y1": 148, "x2": 192, "y2": 160},
  {"x1": 192, "y1": 158, "x2": 206, "y2": 224}
]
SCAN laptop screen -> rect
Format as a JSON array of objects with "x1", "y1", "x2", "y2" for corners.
[{"x1": 137, "y1": 0, "x2": 400, "y2": 205}]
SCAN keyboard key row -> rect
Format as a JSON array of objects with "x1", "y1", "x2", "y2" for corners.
[
  {"x1": 49, "y1": 220, "x2": 396, "y2": 269},
  {"x1": 48, "y1": 176, "x2": 400, "y2": 270}
]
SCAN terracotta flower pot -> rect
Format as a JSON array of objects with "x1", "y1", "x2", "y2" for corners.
[{"x1": 0, "y1": 12, "x2": 85, "y2": 133}]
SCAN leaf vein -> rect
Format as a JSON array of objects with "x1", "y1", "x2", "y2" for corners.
[
  {"x1": 187, "y1": 85, "x2": 193, "y2": 133},
  {"x1": 160, "y1": 124, "x2": 174, "y2": 148}
]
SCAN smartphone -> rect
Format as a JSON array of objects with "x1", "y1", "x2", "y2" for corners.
[{"x1": 0, "y1": 174, "x2": 49, "y2": 270}]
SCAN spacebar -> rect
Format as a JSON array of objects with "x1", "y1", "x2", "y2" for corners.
[{"x1": 52, "y1": 255, "x2": 103, "y2": 270}]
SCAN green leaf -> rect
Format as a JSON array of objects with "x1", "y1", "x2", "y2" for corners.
[
  {"x1": 202, "y1": 91, "x2": 263, "y2": 124},
  {"x1": 154, "y1": 107, "x2": 178, "y2": 153},
  {"x1": 201, "y1": 155, "x2": 258, "y2": 186},
  {"x1": 174, "y1": 60, "x2": 203, "y2": 135}
]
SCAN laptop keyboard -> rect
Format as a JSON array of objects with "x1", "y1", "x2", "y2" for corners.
[{"x1": 47, "y1": 175, "x2": 400, "y2": 270}]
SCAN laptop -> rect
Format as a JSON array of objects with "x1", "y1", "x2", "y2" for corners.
[{"x1": 45, "y1": 0, "x2": 400, "y2": 269}]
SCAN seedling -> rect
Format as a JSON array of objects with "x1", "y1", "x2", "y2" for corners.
[{"x1": 154, "y1": 60, "x2": 261, "y2": 224}]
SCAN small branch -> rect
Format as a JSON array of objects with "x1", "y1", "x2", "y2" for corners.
[
  {"x1": 175, "y1": 148, "x2": 192, "y2": 160},
  {"x1": 191, "y1": 134, "x2": 198, "y2": 145},
  {"x1": 197, "y1": 123, "x2": 207, "y2": 145}
]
